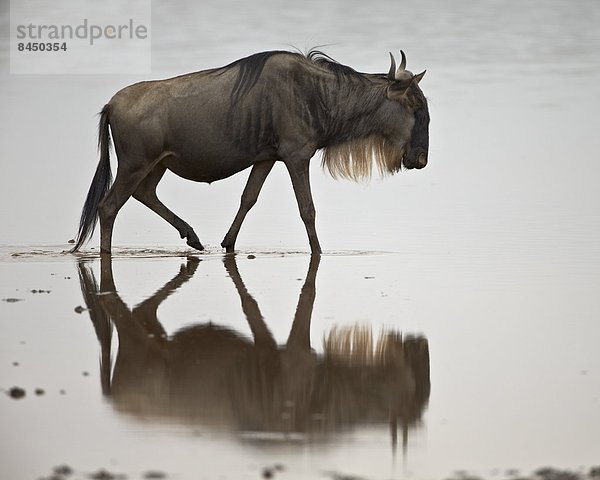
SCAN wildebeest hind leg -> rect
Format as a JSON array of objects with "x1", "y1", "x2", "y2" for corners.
[
  {"x1": 132, "y1": 165, "x2": 204, "y2": 251},
  {"x1": 99, "y1": 166, "x2": 151, "y2": 254},
  {"x1": 221, "y1": 160, "x2": 275, "y2": 253}
]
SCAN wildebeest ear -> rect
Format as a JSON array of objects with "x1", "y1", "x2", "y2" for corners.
[
  {"x1": 386, "y1": 77, "x2": 413, "y2": 101},
  {"x1": 413, "y1": 70, "x2": 426, "y2": 84}
]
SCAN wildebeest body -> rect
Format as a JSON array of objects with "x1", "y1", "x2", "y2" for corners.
[{"x1": 71, "y1": 50, "x2": 429, "y2": 254}]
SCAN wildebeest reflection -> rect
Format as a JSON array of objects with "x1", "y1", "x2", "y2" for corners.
[
  {"x1": 78, "y1": 256, "x2": 429, "y2": 446},
  {"x1": 70, "y1": 50, "x2": 429, "y2": 254}
]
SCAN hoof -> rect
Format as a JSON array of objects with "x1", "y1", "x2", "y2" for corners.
[
  {"x1": 220, "y1": 239, "x2": 235, "y2": 253},
  {"x1": 186, "y1": 238, "x2": 204, "y2": 251}
]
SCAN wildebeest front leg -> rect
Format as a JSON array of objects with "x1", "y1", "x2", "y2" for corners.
[
  {"x1": 221, "y1": 160, "x2": 275, "y2": 253},
  {"x1": 284, "y1": 161, "x2": 322, "y2": 255},
  {"x1": 133, "y1": 165, "x2": 204, "y2": 251}
]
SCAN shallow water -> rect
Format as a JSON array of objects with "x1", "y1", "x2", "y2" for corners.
[
  {"x1": 1, "y1": 0, "x2": 600, "y2": 478},
  {"x1": 1, "y1": 247, "x2": 599, "y2": 479}
]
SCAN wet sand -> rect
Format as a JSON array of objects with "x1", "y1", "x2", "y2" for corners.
[
  {"x1": 30, "y1": 465, "x2": 600, "y2": 480},
  {"x1": 1, "y1": 247, "x2": 599, "y2": 479}
]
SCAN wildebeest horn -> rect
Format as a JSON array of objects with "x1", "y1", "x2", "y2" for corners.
[
  {"x1": 394, "y1": 50, "x2": 413, "y2": 82},
  {"x1": 388, "y1": 52, "x2": 396, "y2": 80}
]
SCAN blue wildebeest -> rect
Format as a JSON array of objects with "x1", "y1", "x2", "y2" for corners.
[{"x1": 71, "y1": 50, "x2": 429, "y2": 254}]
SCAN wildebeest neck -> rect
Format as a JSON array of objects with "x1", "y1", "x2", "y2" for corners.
[
  {"x1": 222, "y1": 51, "x2": 389, "y2": 150},
  {"x1": 317, "y1": 78, "x2": 388, "y2": 145}
]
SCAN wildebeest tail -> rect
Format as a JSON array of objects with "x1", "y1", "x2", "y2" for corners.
[{"x1": 70, "y1": 104, "x2": 113, "y2": 252}]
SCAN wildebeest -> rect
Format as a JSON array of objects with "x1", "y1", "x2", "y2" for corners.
[
  {"x1": 71, "y1": 50, "x2": 429, "y2": 254},
  {"x1": 78, "y1": 255, "x2": 430, "y2": 446}
]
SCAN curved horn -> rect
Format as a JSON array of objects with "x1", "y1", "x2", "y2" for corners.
[
  {"x1": 388, "y1": 52, "x2": 396, "y2": 80},
  {"x1": 394, "y1": 50, "x2": 413, "y2": 81}
]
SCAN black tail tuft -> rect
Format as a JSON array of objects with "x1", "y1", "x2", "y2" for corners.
[{"x1": 70, "y1": 104, "x2": 113, "y2": 253}]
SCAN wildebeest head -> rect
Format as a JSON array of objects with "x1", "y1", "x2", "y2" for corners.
[
  {"x1": 321, "y1": 50, "x2": 429, "y2": 180},
  {"x1": 385, "y1": 51, "x2": 429, "y2": 170}
]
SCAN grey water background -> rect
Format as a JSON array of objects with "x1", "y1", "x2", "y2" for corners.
[{"x1": 1, "y1": 0, "x2": 600, "y2": 479}]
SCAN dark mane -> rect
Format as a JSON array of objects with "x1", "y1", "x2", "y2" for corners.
[
  {"x1": 221, "y1": 49, "x2": 371, "y2": 105},
  {"x1": 305, "y1": 49, "x2": 370, "y2": 84},
  {"x1": 219, "y1": 50, "x2": 291, "y2": 104}
]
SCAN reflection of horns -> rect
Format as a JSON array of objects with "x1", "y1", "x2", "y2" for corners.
[{"x1": 390, "y1": 417, "x2": 409, "y2": 459}]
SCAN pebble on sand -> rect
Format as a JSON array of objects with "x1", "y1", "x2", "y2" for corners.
[
  {"x1": 144, "y1": 471, "x2": 167, "y2": 479},
  {"x1": 89, "y1": 469, "x2": 120, "y2": 480},
  {"x1": 53, "y1": 465, "x2": 73, "y2": 475},
  {"x1": 8, "y1": 387, "x2": 26, "y2": 399},
  {"x1": 262, "y1": 468, "x2": 274, "y2": 479}
]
